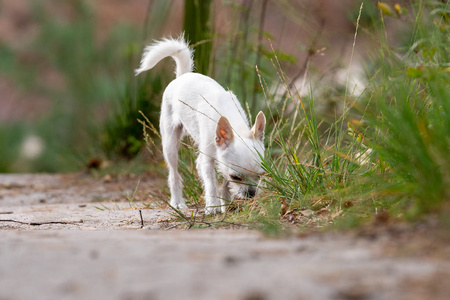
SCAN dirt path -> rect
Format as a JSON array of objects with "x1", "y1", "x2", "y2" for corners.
[{"x1": 1, "y1": 174, "x2": 449, "y2": 300}]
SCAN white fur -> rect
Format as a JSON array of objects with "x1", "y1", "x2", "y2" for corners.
[{"x1": 136, "y1": 35, "x2": 266, "y2": 214}]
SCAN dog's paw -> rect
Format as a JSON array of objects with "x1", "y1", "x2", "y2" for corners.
[
  {"x1": 205, "y1": 205, "x2": 222, "y2": 215},
  {"x1": 177, "y1": 203, "x2": 188, "y2": 209},
  {"x1": 220, "y1": 205, "x2": 228, "y2": 214},
  {"x1": 170, "y1": 201, "x2": 188, "y2": 210}
]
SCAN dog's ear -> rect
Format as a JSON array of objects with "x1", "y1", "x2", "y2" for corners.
[
  {"x1": 216, "y1": 116, "x2": 234, "y2": 149},
  {"x1": 251, "y1": 111, "x2": 266, "y2": 141}
]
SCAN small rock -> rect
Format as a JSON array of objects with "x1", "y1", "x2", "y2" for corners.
[
  {"x1": 102, "y1": 174, "x2": 113, "y2": 183},
  {"x1": 300, "y1": 209, "x2": 315, "y2": 217}
]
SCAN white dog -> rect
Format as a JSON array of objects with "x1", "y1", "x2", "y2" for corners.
[{"x1": 136, "y1": 35, "x2": 266, "y2": 214}]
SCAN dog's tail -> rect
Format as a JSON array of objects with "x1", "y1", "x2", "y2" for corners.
[{"x1": 135, "y1": 34, "x2": 194, "y2": 78}]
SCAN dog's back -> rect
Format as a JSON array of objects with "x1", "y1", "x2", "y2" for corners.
[{"x1": 164, "y1": 72, "x2": 250, "y2": 142}]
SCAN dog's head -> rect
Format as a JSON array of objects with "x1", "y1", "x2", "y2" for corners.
[{"x1": 215, "y1": 111, "x2": 266, "y2": 200}]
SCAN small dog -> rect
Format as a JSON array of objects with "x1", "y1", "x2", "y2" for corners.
[{"x1": 136, "y1": 35, "x2": 266, "y2": 214}]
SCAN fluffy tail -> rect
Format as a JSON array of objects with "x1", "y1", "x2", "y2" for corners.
[{"x1": 135, "y1": 34, "x2": 194, "y2": 78}]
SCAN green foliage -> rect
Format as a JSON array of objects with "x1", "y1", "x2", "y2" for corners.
[
  {"x1": 0, "y1": 0, "x2": 147, "y2": 172},
  {"x1": 0, "y1": 125, "x2": 26, "y2": 172},
  {"x1": 183, "y1": 0, "x2": 213, "y2": 76},
  {"x1": 32, "y1": 2, "x2": 139, "y2": 149},
  {"x1": 215, "y1": 1, "x2": 297, "y2": 117},
  {"x1": 101, "y1": 73, "x2": 165, "y2": 159},
  {"x1": 101, "y1": 0, "x2": 173, "y2": 161},
  {"x1": 367, "y1": 74, "x2": 449, "y2": 215},
  {"x1": 0, "y1": 0, "x2": 173, "y2": 171},
  {"x1": 178, "y1": 145, "x2": 205, "y2": 207},
  {"x1": 249, "y1": 0, "x2": 450, "y2": 230},
  {"x1": 347, "y1": 0, "x2": 381, "y2": 28},
  {"x1": 361, "y1": 2, "x2": 450, "y2": 216}
]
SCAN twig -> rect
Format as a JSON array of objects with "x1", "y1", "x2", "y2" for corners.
[
  {"x1": 139, "y1": 209, "x2": 144, "y2": 228},
  {"x1": 165, "y1": 222, "x2": 186, "y2": 230},
  {"x1": 344, "y1": 1, "x2": 364, "y2": 103},
  {"x1": 0, "y1": 219, "x2": 83, "y2": 226},
  {"x1": 287, "y1": 18, "x2": 325, "y2": 91}
]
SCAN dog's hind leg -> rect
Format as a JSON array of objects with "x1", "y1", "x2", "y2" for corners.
[
  {"x1": 196, "y1": 145, "x2": 221, "y2": 214},
  {"x1": 160, "y1": 109, "x2": 186, "y2": 209}
]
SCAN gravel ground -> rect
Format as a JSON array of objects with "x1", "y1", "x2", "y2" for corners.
[{"x1": 1, "y1": 174, "x2": 449, "y2": 300}]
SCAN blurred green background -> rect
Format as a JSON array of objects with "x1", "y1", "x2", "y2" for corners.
[
  {"x1": 0, "y1": 0, "x2": 173, "y2": 172},
  {"x1": 0, "y1": 0, "x2": 445, "y2": 177},
  {"x1": 0, "y1": 0, "x2": 378, "y2": 173}
]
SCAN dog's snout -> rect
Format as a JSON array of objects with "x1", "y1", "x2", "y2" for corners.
[{"x1": 245, "y1": 188, "x2": 256, "y2": 198}]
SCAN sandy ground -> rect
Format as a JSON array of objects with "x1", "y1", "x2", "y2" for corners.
[{"x1": 1, "y1": 174, "x2": 450, "y2": 300}]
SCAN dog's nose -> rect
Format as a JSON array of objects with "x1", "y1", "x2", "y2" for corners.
[{"x1": 245, "y1": 188, "x2": 256, "y2": 198}]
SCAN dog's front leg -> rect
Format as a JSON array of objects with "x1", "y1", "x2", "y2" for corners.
[
  {"x1": 196, "y1": 153, "x2": 221, "y2": 214},
  {"x1": 220, "y1": 181, "x2": 231, "y2": 213}
]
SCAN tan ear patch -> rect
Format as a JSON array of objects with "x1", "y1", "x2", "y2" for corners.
[
  {"x1": 216, "y1": 116, "x2": 234, "y2": 148},
  {"x1": 220, "y1": 129, "x2": 227, "y2": 137}
]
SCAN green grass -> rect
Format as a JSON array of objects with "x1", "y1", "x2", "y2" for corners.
[
  {"x1": 250, "y1": 0, "x2": 450, "y2": 229},
  {"x1": 101, "y1": 72, "x2": 167, "y2": 160}
]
